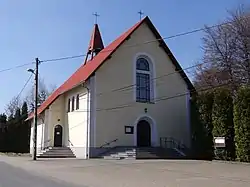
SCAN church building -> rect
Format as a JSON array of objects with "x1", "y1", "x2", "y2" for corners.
[{"x1": 27, "y1": 16, "x2": 194, "y2": 159}]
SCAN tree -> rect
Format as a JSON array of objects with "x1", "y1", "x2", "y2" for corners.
[
  {"x1": 21, "y1": 102, "x2": 30, "y2": 153},
  {"x1": 4, "y1": 96, "x2": 22, "y2": 118},
  {"x1": 0, "y1": 113, "x2": 7, "y2": 128},
  {"x1": 234, "y1": 86, "x2": 250, "y2": 162},
  {"x1": 13, "y1": 108, "x2": 22, "y2": 152},
  {"x1": 196, "y1": 91, "x2": 214, "y2": 160},
  {"x1": 212, "y1": 88, "x2": 235, "y2": 160},
  {"x1": 26, "y1": 78, "x2": 56, "y2": 111},
  {"x1": 194, "y1": 5, "x2": 250, "y2": 91},
  {"x1": 0, "y1": 102, "x2": 31, "y2": 153},
  {"x1": 230, "y1": 6, "x2": 250, "y2": 84},
  {"x1": 190, "y1": 95, "x2": 211, "y2": 159},
  {"x1": 0, "y1": 113, "x2": 7, "y2": 151}
]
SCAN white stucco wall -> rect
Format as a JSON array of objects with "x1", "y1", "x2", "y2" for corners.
[
  {"x1": 65, "y1": 85, "x2": 90, "y2": 159},
  {"x1": 47, "y1": 95, "x2": 65, "y2": 147},
  {"x1": 94, "y1": 22, "x2": 191, "y2": 148},
  {"x1": 29, "y1": 83, "x2": 91, "y2": 158},
  {"x1": 29, "y1": 117, "x2": 45, "y2": 154}
]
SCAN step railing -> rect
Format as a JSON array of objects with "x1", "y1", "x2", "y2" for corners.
[
  {"x1": 41, "y1": 139, "x2": 51, "y2": 150},
  {"x1": 160, "y1": 137, "x2": 189, "y2": 156},
  {"x1": 97, "y1": 138, "x2": 119, "y2": 157},
  {"x1": 99, "y1": 138, "x2": 118, "y2": 148},
  {"x1": 68, "y1": 139, "x2": 74, "y2": 147}
]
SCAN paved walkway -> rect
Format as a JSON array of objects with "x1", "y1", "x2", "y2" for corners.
[
  {"x1": 0, "y1": 161, "x2": 82, "y2": 187},
  {"x1": 0, "y1": 156, "x2": 250, "y2": 187}
]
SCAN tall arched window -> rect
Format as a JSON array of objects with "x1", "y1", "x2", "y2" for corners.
[{"x1": 136, "y1": 57, "x2": 153, "y2": 103}]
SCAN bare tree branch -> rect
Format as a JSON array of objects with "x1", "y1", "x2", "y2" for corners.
[{"x1": 194, "y1": 4, "x2": 250, "y2": 91}]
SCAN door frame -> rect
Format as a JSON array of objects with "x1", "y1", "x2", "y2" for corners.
[
  {"x1": 133, "y1": 115, "x2": 157, "y2": 147},
  {"x1": 53, "y1": 124, "x2": 63, "y2": 147}
]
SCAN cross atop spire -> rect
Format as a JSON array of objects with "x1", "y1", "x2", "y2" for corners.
[
  {"x1": 138, "y1": 10, "x2": 144, "y2": 20},
  {"x1": 93, "y1": 12, "x2": 100, "y2": 24}
]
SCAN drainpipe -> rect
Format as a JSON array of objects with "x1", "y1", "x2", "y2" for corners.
[{"x1": 86, "y1": 86, "x2": 90, "y2": 159}]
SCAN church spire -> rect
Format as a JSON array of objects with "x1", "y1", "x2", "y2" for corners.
[
  {"x1": 88, "y1": 24, "x2": 104, "y2": 54},
  {"x1": 84, "y1": 19, "x2": 104, "y2": 64}
]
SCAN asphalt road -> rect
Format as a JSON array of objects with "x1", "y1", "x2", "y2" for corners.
[
  {"x1": 0, "y1": 162, "x2": 82, "y2": 187},
  {"x1": 1, "y1": 156, "x2": 250, "y2": 187}
]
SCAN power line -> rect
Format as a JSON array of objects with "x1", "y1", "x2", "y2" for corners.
[
  {"x1": 16, "y1": 74, "x2": 33, "y2": 99},
  {"x1": 41, "y1": 54, "x2": 86, "y2": 63},
  {"x1": 39, "y1": 17, "x2": 240, "y2": 64},
  {"x1": 96, "y1": 61, "x2": 203, "y2": 97},
  {"x1": 37, "y1": 17, "x2": 247, "y2": 100},
  {"x1": 2, "y1": 75, "x2": 33, "y2": 118},
  {"x1": 74, "y1": 79, "x2": 240, "y2": 113},
  {"x1": 1, "y1": 16, "x2": 245, "y2": 73},
  {"x1": 76, "y1": 51, "x2": 250, "y2": 103},
  {"x1": 96, "y1": 81, "x2": 234, "y2": 112},
  {"x1": 0, "y1": 62, "x2": 34, "y2": 74}
]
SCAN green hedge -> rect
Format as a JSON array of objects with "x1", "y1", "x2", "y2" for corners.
[
  {"x1": 191, "y1": 92, "x2": 214, "y2": 160},
  {"x1": 212, "y1": 88, "x2": 235, "y2": 160},
  {"x1": 234, "y1": 87, "x2": 250, "y2": 162}
]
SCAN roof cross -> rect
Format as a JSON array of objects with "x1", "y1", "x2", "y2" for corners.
[
  {"x1": 138, "y1": 10, "x2": 144, "y2": 20},
  {"x1": 93, "y1": 12, "x2": 100, "y2": 24}
]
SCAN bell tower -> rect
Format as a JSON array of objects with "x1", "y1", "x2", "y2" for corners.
[{"x1": 84, "y1": 13, "x2": 104, "y2": 64}]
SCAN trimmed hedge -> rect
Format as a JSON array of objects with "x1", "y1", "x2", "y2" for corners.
[
  {"x1": 234, "y1": 87, "x2": 250, "y2": 162},
  {"x1": 191, "y1": 92, "x2": 214, "y2": 160},
  {"x1": 198, "y1": 91, "x2": 214, "y2": 160},
  {"x1": 212, "y1": 88, "x2": 235, "y2": 160}
]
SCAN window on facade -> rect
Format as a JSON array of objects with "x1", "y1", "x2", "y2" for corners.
[
  {"x1": 76, "y1": 94, "x2": 80, "y2": 110},
  {"x1": 136, "y1": 57, "x2": 152, "y2": 103},
  {"x1": 136, "y1": 58, "x2": 150, "y2": 71},
  {"x1": 67, "y1": 98, "x2": 71, "y2": 112},
  {"x1": 71, "y1": 96, "x2": 75, "y2": 111}
]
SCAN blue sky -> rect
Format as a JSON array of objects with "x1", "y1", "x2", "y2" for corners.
[{"x1": 0, "y1": 0, "x2": 246, "y2": 113}]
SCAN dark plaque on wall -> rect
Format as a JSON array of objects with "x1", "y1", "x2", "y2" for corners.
[{"x1": 125, "y1": 126, "x2": 134, "y2": 134}]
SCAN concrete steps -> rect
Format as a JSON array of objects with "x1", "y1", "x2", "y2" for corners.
[
  {"x1": 136, "y1": 147, "x2": 184, "y2": 159},
  {"x1": 100, "y1": 147, "x2": 136, "y2": 160},
  {"x1": 37, "y1": 147, "x2": 76, "y2": 158},
  {"x1": 99, "y1": 146, "x2": 185, "y2": 160}
]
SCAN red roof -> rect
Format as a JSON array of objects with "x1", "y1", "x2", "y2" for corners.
[
  {"x1": 27, "y1": 17, "x2": 145, "y2": 120},
  {"x1": 27, "y1": 16, "x2": 194, "y2": 120}
]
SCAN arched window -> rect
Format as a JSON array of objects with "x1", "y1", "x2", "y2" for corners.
[
  {"x1": 71, "y1": 96, "x2": 75, "y2": 111},
  {"x1": 76, "y1": 94, "x2": 80, "y2": 110},
  {"x1": 67, "y1": 98, "x2": 71, "y2": 112},
  {"x1": 136, "y1": 57, "x2": 153, "y2": 103}
]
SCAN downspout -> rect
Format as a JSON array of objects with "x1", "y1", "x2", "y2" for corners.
[
  {"x1": 186, "y1": 90, "x2": 191, "y2": 147},
  {"x1": 86, "y1": 86, "x2": 90, "y2": 159}
]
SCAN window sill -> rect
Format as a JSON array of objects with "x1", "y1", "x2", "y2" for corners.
[
  {"x1": 67, "y1": 108, "x2": 81, "y2": 113},
  {"x1": 136, "y1": 100, "x2": 155, "y2": 104}
]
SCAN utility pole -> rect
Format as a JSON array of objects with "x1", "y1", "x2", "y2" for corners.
[{"x1": 32, "y1": 58, "x2": 39, "y2": 160}]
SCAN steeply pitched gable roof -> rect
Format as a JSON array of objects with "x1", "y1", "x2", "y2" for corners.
[{"x1": 27, "y1": 16, "x2": 194, "y2": 120}]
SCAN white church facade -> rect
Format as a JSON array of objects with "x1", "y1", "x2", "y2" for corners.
[{"x1": 27, "y1": 16, "x2": 194, "y2": 159}]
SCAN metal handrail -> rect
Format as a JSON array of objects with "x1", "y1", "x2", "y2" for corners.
[
  {"x1": 99, "y1": 138, "x2": 118, "y2": 148},
  {"x1": 160, "y1": 137, "x2": 189, "y2": 155},
  {"x1": 41, "y1": 139, "x2": 51, "y2": 150},
  {"x1": 68, "y1": 139, "x2": 74, "y2": 146}
]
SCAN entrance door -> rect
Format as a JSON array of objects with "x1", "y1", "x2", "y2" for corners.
[
  {"x1": 137, "y1": 120, "x2": 151, "y2": 147},
  {"x1": 54, "y1": 125, "x2": 63, "y2": 147}
]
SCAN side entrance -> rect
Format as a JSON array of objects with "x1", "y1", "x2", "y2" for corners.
[{"x1": 54, "y1": 125, "x2": 63, "y2": 147}]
